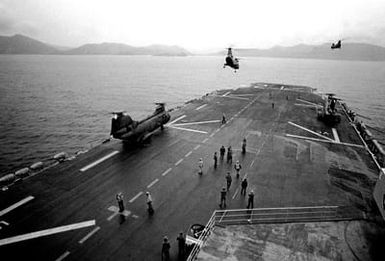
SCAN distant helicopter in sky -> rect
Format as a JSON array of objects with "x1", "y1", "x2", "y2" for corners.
[
  {"x1": 223, "y1": 47, "x2": 239, "y2": 72},
  {"x1": 110, "y1": 103, "x2": 170, "y2": 144},
  {"x1": 331, "y1": 40, "x2": 342, "y2": 49}
]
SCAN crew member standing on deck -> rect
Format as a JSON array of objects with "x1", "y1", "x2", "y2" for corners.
[
  {"x1": 241, "y1": 178, "x2": 248, "y2": 196},
  {"x1": 198, "y1": 158, "x2": 203, "y2": 174},
  {"x1": 227, "y1": 146, "x2": 233, "y2": 164},
  {"x1": 162, "y1": 236, "x2": 171, "y2": 261},
  {"x1": 247, "y1": 190, "x2": 254, "y2": 209},
  {"x1": 226, "y1": 171, "x2": 232, "y2": 191},
  {"x1": 242, "y1": 138, "x2": 247, "y2": 154},
  {"x1": 234, "y1": 160, "x2": 242, "y2": 178},
  {"x1": 222, "y1": 113, "x2": 227, "y2": 124},
  {"x1": 176, "y1": 232, "x2": 186, "y2": 260},
  {"x1": 213, "y1": 152, "x2": 218, "y2": 169},
  {"x1": 220, "y1": 145, "x2": 226, "y2": 160},
  {"x1": 116, "y1": 193, "x2": 124, "y2": 212},
  {"x1": 219, "y1": 187, "x2": 227, "y2": 208}
]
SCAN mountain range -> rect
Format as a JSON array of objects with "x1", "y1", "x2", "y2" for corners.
[{"x1": 1, "y1": 34, "x2": 385, "y2": 61}]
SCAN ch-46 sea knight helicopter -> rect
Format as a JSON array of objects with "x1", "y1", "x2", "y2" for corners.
[
  {"x1": 110, "y1": 103, "x2": 170, "y2": 143},
  {"x1": 223, "y1": 47, "x2": 239, "y2": 72}
]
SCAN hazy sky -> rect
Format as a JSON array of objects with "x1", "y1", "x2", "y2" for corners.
[{"x1": 1, "y1": 0, "x2": 385, "y2": 51}]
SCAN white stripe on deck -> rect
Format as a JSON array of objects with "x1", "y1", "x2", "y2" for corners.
[
  {"x1": 168, "y1": 126, "x2": 207, "y2": 134},
  {"x1": 193, "y1": 145, "x2": 201, "y2": 150},
  {"x1": 129, "y1": 191, "x2": 143, "y2": 203},
  {"x1": 195, "y1": 104, "x2": 207, "y2": 111},
  {"x1": 288, "y1": 121, "x2": 334, "y2": 141},
  {"x1": 55, "y1": 251, "x2": 70, "y2": 261},
  {"x1": 222, "y1": 91, "x2": 231, "y2": 96},
  {"x1": 167, "y1": 115, "x2": 186, "y2": 125},
  {"x1": 185, "y1": 151, "x2": 193, "y2": 157},
  {"x1": 161, "y1": 168, "x2": 172, "y2": 176},
  {"x1": 173, "y1": 120, "x2": 220, "y2": 126},
  {"x1": 175, "y1": 159, "x2": 184, "y2": 166},
  {"x1": 332, "y1": 128, "x2": 340, "y2": 143},
  {"x1": 80, "y1": 151, "x2": 119, "y2": 172},
  {"x1": 79, "y1": 226, "x2": 100, "y2": 244},
  {"x1": 147, "y1": 178, "x2": 159, "y2": 189},
  {"x1": 202, "y1": 138, "x2": 209, "y2": 143},
  {"x1": 0, "y1": 220, "x2": 95, "y2": 246},
  {"x1": 0, "y1": 196, "x2": 34, "y2": 217}
]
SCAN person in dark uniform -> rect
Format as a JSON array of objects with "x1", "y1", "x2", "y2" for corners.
[
  {"x1": 227, "y1": 146, "x2": 232, "y2": 164},
  {"x1": 213, "y1": 152, "x2": 218, "y2": 169},
  {"x1": 162, "y1": 236, "x2": 171, "y2": 261},
  {"x1": 220, "y1": 145, "x2": 226, "y2": 160},
  {"x1": 247, "y1": 190, "x2": 254, "y2": 209},
  {"x1": 242, "y1": 138, "x2": 247, "y2": 154},
  {"x1": 219, "y1": 187, "x2": 227, "y2": 208},
  {"x1": 241, "y1": 178, "x2": 248, "y2": 196},
  {"x1": 176, "y1": 232, "x2": 186, "y2": 260},
  {"x1": 226, "y1": 172, "x2": 232, "y2": 191},
  {"x1": 222, "y1": 113, "x2": 226, "y2": 124},
  {"x1": 116, "y1": 193, "x2": 124, "y2": 212}
]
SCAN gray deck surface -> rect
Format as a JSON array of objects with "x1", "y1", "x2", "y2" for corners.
[{"x1": 0, "y1": 83, "x2": 380, "y2": 260}]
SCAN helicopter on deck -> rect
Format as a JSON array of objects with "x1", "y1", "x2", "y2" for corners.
[
  {"x1": 331, "y1": 40, "x2": 342, "y2": 49},
  {"x1": 223, "y1": 47, "x2": 239, "y2": 72},
  {"x1": 110, "y1": 103, "x2": 170, "y2": 143}
]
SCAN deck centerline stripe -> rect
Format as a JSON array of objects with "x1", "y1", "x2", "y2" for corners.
[
  {"x1": 79, "y1": 226, "x2": 100, "y2": 244},
  {"x1": 162, "y1": 168, "x2": 172, "y2": 176},
  {"x1": 80, "y1": 151, "x2": 119, "y2": 172},
  {"x1": 194, "y1": 145, "x2": 201, "y2": 150},
  {"x1": 173, "y1": 120, "x2": 220, "y2": 126},
  {"x1": 223, "y1": 91, "x2": 231, "y2": 96},
  {"x1": 107, "y1": 212, "x2": 119, "y2": 221},
  {"x1": 195, "y1": 104, "x2": 207, "y2": 111},
  {"x1": 0, "y1": 220, "x2": 95, "y2": 246},
  {"x1": 202, "y1": 138, "x2": 209, "y2": 143},
  {"x1": 0, "y1": 196, "x2": 34, "y2": 217},
  {"x1": 232, "y1": 188, "x2": 239, "y2": 199},
  {"x1": 167, "y1": 115, "x2": 186, "y2": 125},
  {"x1": 185, "y1": 151, "x2": 193, "y2": 157},
  {"x1": 175, "y1": 159, "x2": 183, "y2": 166},
  {"x1": 147, "y1": 178, "x2": 159, "y2": 188},
  {"x1": 55, "y1": 251, "x2": 70, "y2": 261},
  {"x1": 129, "y1": 191, "x2": 143, "y2": 203},
  {"x1": 168, "y1": 126, "x2": 208, "y2": 134}
]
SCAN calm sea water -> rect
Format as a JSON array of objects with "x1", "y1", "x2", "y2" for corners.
[{"x1": 0, "y1": 55, "x2": 384, "y2": 175}]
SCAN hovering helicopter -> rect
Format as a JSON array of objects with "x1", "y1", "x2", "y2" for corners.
[
  {"x1": 110, "y1": 103, "x2": 170, "y2": 143},
  {"x1": 331, "y1": 40, "x2": 342, "y2": 49},
  {"x1": 223, "y1": 47, "x2": 239, "y2": 72}
]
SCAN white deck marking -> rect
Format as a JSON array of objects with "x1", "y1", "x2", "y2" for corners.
[
  {"x1": 175, "y1": 159, "x2": 183, "y2": 166},
  {"x1": 285, "y1": 134, "x2": 364, "y2": 148},
  {"x1": 0, "y1": 196, "x2": 34, "y2": 217},
  {"x1": 221, "y1": 95, "x2": 249, "y2": 100},
  {"x1": 167, "y1": 139, "x2": 180, "y2": 147},
  {"x1": 55, "y1": 251, "x2": 70, "y2": 261},
  {"x1": 332, "y1": 128, "x2": 340, "y2": 143},
  {"x1": 280, "y1": 86, "x2": 285, "y2": 91},
  {"x1": 296, "y1": 98, "x2": 322, "y2": 107},
  {"x1": 223, "y1": 91, "x2": 231, "y2": 96},
  {"x1": 250, "y1": 159, "x2": 255, "y2": 167},
  {"x1": 193, "y1": 145, "x2": 201, "y2": 150},
  {"x1": 185, "y1": 151, "x2": 193, "y2": 157},
  {"x1": 232, "y1": 188, "x2": 239, "y2": 199},
  {"x1": 168, "y1": 126, "x2": 208, "y2": 134},
  {"x1": 147, "y1": 178, "x2": 159, "y2": 188},
  {"x1": 79, "y1": 226, "x2": 100, "y2": 244},
  {"x1": 288, "y1": 121, "x2": 334, "y2": 141},
  {"x1": 80, "y1": 151, "x2": 119, "y2": 172},
  {"x1": 173, "y1": 120, "x2": 220, "y2": 126},
  {"x1": 209, "y1": 132, "x2": 215, "y2": 137},
  {"x1": 214, "y1": 128, "x2": 220, "y2": 133},
  {"x1": 202, "y1": 138, "x2": 209, "y2": 143},
  {"x1": 161, "y1": 168, "x2": 172, "y2": 176},
  {"x1": 132, "y1": 215, "x2": 139, "y2": 219},
  {"x1": 195, "y1": 104, "x2": 207, "y2": 111},
  {"x1": 107, "y1": 206, "x2": 131, "y2": 220},
  {"x1": 129, "y1": 191, "x2": 143, "y2": 203},
  {"x1": 0, "y1": 220, "x2": 95, "y2": 246},
  {"x1": 167, "y1": 115, "x2": 186, "y2": 125}
]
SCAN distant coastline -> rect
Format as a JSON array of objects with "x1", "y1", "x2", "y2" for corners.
[{"x1": 1, "y1": 34, "x2": 385, "y2": 61}]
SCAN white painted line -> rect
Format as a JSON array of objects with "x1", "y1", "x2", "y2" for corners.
[
  {"x1": 161, "y1": 168, "x2": 172, "y2": 176},
  {"x1": 294, "y1": 103, "x2": 318, "y2": 107},
  {"x1": 280, "y1": 86, "x2": 285, "y2": 91},
  {"x1": 169, "y1": 126, "x2": 208, "y2": 134},
  {"x1": 332, "y1": 128, "x2": 340, "y2": 143},
  {"x1": 194, "y1": 145, "x2": 201, "y2": 150},
  {"x1": 147, "y1": 178, "x2": 159, "y2": 189},
  {"x1": 288, "y1": 121, "x2": 334, "y2": 141},
  {"x1": 167, "y1": 139, "x2": 180, "y2": 147},
  {"x1": 296, "y1": 98, "x2": 322, "y2": 107},
  {"x1": 232, "y1": 188, "x2": 239, "y2": 199},
  {"x1": 55, "y1": 251, "x2": 70, "y2": 261},
  {"x1": 209, "y1": 132, "x2": 215, "y2": 137},
  {"x1": 80, "y1": 151, "x2": 119, "y2": 172},
  {"x1": 0, "y1": 220, "x2": 95, "y2": 247},
  {"x1": 0, "y1": 196, "x2": 34, "y2": 217},
  {"x1": 202, "y1": 138, "x2": 209, "y2": 143},
  {"x1": 185, "y1": 151, "x2": 193, "y2": 157},
  {"x1": 250, "y1": 159, "x2": 255, "y2": 167},
  {"x1": 175, "y1": 159, "x2": 184, "y2": 166},
  {"x1": 129, "y1": 191, "x2": 143, "y2": 203},
  {"x1": 173, "y1": 120, "x2": 220, "y2": 126},
  {"x1": 223, "y1": 91, "x2": 231, "y2": 96},
  {"x1": 285, "y1": 134, "x2": 364, "y2": 148},
  {"x1": 214, "y1": 128, "x2": 220, "y2": 133},
  {"x1": 107, "y1": 212, "x2": 119, "y2": 221},
  {"x1": 132, "y1": 215, "x2": 139, "y2": 219},
  {"x1": 226, "y1": 95, "x2": 250, "y2": 100},
  {"x1": 167, "y1": 115, "x2": 186, "y2": 125},
  {"x1": 195, "y1": 104, "x2": 207, "y2": 111},
  {"x1": 79, "y1": 226, "x2": 100, "y2": 244}
]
